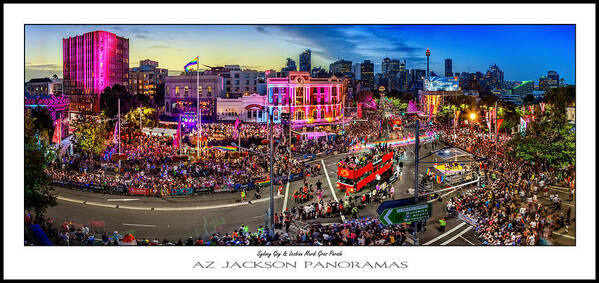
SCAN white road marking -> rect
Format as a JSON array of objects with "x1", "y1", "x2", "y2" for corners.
[
  {"x1": 122, "y1": 223, "x2": 156, "y2": 227},
  {"x1": 282, "y1": 181, "x2": 290, "y2": 213},
  {"x1": 422, "y1": 222, "x2": 467, "y2": 246},
  {"x1": 321, "y1": 159, "x2": 345, "y2": 222},
  {"x1": 106, "y1": 199, "x2": 139, "y2": 202},
  {"x1": 552, "y1": 232, "x2": 576, "y2": 240},
  {"x1": 440, "y1": 226, "x2": 473, "y2": 245},
  {"x1": 57, "y1": 195, "x2": 284, "y2": 211},
  {"x1": 460, "y1": 235, "x2": 476, "y2": 245}
]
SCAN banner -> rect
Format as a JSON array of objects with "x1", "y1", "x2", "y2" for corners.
[
  {"x1": 171, "y1": 188, "x2": 194, "y2": 196},
  {"x1": 113, "y1": 120, "x2": 119, "y2": 144},
  {"x1": 128, "y1": 187, "x2": 149, "y2": 195},
  {"x1": 457, "y1": 212, "x2": 478, "y2": 227},
  {"x1": 497, "y1": 119, "x2": 504, "y2": 131}
]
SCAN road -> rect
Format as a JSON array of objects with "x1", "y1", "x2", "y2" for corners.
[{"x1": 46, "y1": 138, "x2": 574, "y2": 245}]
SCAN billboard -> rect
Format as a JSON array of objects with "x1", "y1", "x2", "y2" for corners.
[{"x1": 424, "y1": 76, "x2": 459, "y2": 91}]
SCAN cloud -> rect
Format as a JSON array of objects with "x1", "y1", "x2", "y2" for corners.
[
  {"x1": 271, "y1": 25, "x2": 425, "y2": 67},
  {"x1": 256, "y1": 26, "x2": 268, "y2": 34},
  {"x1": 25, "y1": 63, "x2": 61, "y2": 70},
  {"x1": 151, "y1": 45, "x2": 169, "y2": 49}
]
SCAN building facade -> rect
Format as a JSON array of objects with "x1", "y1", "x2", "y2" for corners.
[
  {"x1": 129, "y1": 59, "x2": 168, "y2": 98},
  {"x1": 360, "y1": 60, "x2": 374, "y2": 88},
  {"x1": 63, "y1": 30, "x2": 129, "y2": 114},
  {"x1": 266, "y1": 71, "x2": 346, "y2": 125},
  {"x1": 163, "y1": 74, "x2": 224, "y2": 121},
  {"x1": 329, "y1": 59, "x2": 352, "y2": 77},
  {"x1": 216, "y1": 94, "x2": 268, "y2": 123},
  {"x1": 444, "y1": 59, "x2": 453, "y2": 77},
  {"x1": 25, "y1": 78, "x2": 63, "y2": 96},
  {"x1": 299, "y1": 49, "x2": 311, "y2": 72}
]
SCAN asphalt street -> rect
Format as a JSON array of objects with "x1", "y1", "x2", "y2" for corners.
[{"x1": 45, "y1": 138, "x2": 573, "y2": 245}]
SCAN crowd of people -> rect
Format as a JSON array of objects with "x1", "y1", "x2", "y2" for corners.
[{"x1": 437, "y1": 124, "x2": 574, "y2": 245}]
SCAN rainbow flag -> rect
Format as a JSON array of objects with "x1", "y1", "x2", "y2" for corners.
[
  {"x1": 184, "y1": 56, "x2": 199, "y2": 72},
  {"x1": 256, "y1": 179, "x2": 270, "y2": 186}
]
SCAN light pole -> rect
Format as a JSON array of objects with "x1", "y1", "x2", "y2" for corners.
[
  {"x1": 413, "y1": 118, "x2": 420, "y2": 246},
  {"x1": 118, "y1": 98, "x2": 121, "y2": 172},
  {"x1": 268, "y1": 109, "x2": 275, "y2": 236}
]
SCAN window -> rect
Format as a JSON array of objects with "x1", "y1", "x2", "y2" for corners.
[
  {"x1": 245, "y1": 74, "x2": 249, "y2": 78},
  {"x1": 296, "y1": 110, "x2": 304, "y2": 120},
  {"x1": 295, "y1": 87, "x2": 304, "y2": 104},
  {"x1": 184, "y1": 86, "x2": 189, "y2": 96},
  {"x1": 320, "y1": 110, "x2": 325, "y2": 119},
  {"x1": 235, "y1": 80, "x2": 239, "y2": 85},
  {"x1": 175, "y1": 86, "x2": 180, "y2": 95},
  {"x1": 207, "y1": 86, "x2": 212, "y2": 94},
  {"x1": 312, "y1": 110, "x2": 317, "y2": 119},
  {"x1": 234, "y1": 73, "x2": 240, "y2": 78}
]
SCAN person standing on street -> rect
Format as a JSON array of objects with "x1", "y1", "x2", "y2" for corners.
[{"x1": 438, "y1": 218, "x2": 446, "y2": 232}]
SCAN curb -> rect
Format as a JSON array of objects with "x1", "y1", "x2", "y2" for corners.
[{"x1": 56, "y1": 195, "x2": 284, "y2": 211}]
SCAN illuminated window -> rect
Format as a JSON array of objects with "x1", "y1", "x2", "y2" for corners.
[
  {"x1": 312, "y1": 110, "x2": 317, "y2": 119},
  {"x1": 175, "y1": 86, "x2": 180, "y2": 95},
  {"x1": 185, "y1": 86, "x2": 189, "y2": 96}
]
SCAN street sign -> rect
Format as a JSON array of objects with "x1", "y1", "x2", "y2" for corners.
[
  {"x1": 379, "y1": 203, "x2": 432, "y2": 225},
  {"x1": 376, "y1": 196, "x2": 427, "y2": 215}
]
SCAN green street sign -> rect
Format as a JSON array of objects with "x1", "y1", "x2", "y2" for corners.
[{"x1": 379, "y1": 203, "x2": 432, "y2": 225}]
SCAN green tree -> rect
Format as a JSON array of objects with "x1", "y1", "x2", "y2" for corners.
[
  {"x1": 71, "y1": 115, "x2": 108, "y2": 158},
  {"x1": 508, "y1": 108, "x2": 575, "y2": 169},
  {"x1": 30, "y1": 107, "x2": 54, "y2": 142},
  {"x1": 100, "y1": 84, "x2": 138, "y2": 118},
  {"x1": 544, "y1": 85, "x2": 575, "y2": 116},
  {"x1": 124, "y1": 106, "x2": 160, "y2": 130},
  {"x1": 24, "y1": 110, "x2": 57, "y2": 217}
]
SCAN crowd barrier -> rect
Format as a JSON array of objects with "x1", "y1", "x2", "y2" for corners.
[{"x1": 52, "y1": 171, "x2": 307, "y2": 197}]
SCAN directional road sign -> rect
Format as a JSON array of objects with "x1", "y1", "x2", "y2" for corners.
[
  {"x1": 376, "y1": 196, "x2": 428, "y2": 215},
  {"x1": 379, "y1": 203, "x2": 432, "y2": 225}
]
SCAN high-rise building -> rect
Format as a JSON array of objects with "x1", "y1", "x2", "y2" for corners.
[
  {"x1": 281, "y1": 58, "x2": 297, "y2": 77},
  {"x1": 487, "y1": 64, "x2": 504, "y2": 90},
  {"x1": 409, "y1": 69, "x2": 426, "y2": 91},
  {"x1": 129, "y1": 59, "x2": 168, "y2": 98},
  {"x1": 360, "y1": 60, "x2": 374, "y2": 88},
  {"x1": 299, "y1": 49, "x2": 311, "y2": 72},
  {"x1": 311, "y1": 66, "x2": 328, "y2": 78},
  {"x1": 352, "y1": 63, "x2": 361, "y2": 80},
  {"x1": 444, "y1": 59, "x2": 453, "y2": 77},
  {"x1": 381, "y1": 57, "x2": 400, "y2": 78},
  {"x1": 63, "y1": 30, "x2": 129, "y2": 114},
  {"x1": 399, "y1": 60, "x2": 408, "y2": 91},
  {"x1": 329, "y1": 59, "x2": 352, "y2": 77}
]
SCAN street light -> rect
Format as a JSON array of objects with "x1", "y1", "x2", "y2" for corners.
[{"x1": 469, "y1": 113, "x2": 476, "y2": 120}]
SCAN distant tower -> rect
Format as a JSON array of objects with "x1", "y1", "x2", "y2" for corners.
[{"x1": 426, "y1": 48, "x2": 431, "y2": 78}]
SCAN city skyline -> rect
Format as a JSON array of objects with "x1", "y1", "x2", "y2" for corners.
[{"x1": 25, "y1": 25, "x2": 575, "y2": 83}]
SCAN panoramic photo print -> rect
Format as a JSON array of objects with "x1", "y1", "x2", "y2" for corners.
[{"x1": 24, "y1": 24, "x2": 576, "y2": 246}]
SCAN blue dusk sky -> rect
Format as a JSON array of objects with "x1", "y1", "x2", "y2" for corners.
[{"x1": 25, "y1": 25, "x2": 575, "y2": 83}]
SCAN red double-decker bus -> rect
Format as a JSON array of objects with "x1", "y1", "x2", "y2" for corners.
[{"x1": 336, "y1": 150, "x2": 395, "y2": 193}]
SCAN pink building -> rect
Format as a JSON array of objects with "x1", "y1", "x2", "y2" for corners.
[
  {"x1": 266, "y1": 71, "x2": 346, "y2": 126},
  {"x1": 63, "y1": 30, "x2": 129, "y2": 114}
]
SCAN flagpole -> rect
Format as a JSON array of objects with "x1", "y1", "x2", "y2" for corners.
[
  {"x1": 196, "y1": 56, "x2": 200, "y2": 159},
  {"x1": 495, "y1": 100, "x2": 498, "y2": 158}
]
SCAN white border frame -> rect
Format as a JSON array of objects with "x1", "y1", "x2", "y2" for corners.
[{"x1": 4, "y1": 4, "x2": 596, "y2": 279}]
